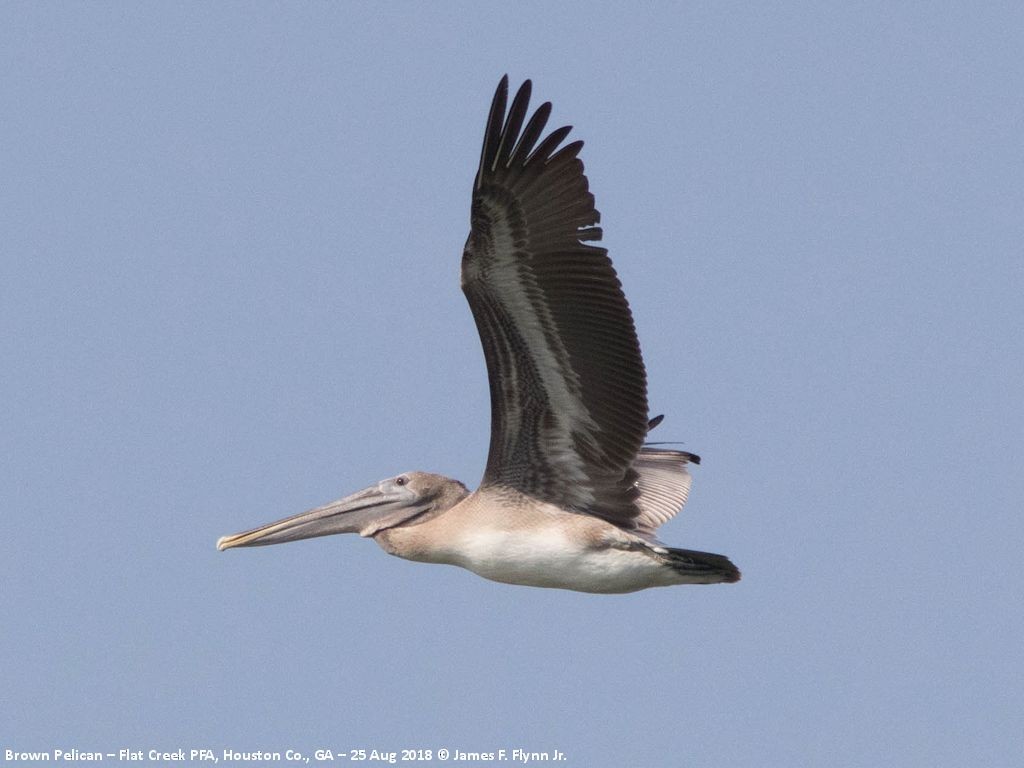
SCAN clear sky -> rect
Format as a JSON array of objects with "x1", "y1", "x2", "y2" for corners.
[{"x1": 2, "y1": 3, "x2": 1021, "y2": 767}]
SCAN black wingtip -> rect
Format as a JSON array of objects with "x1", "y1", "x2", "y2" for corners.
[{"x1": 647, "y1": 414, "x2": 665, "y2": 431}]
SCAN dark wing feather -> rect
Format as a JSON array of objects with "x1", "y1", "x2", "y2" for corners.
[{"x1": 462, "y1": 76, "x2": 650, "y2": 528}]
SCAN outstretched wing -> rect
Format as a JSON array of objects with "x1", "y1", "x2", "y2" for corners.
[{"x1": 461, "y1": 76, "x2": 649, "y2": 528}]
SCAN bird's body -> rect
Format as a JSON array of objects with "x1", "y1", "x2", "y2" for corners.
[
  {"x1": 375, "y1": 486, "x2": 724, "y2": 593},
  {"x1": 217, "y1": 77, "x2": 740, "y2": 592}
]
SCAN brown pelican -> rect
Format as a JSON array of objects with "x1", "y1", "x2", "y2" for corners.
[{"x1": 217, "y1": 77, "x2": 740, "y2": 593}]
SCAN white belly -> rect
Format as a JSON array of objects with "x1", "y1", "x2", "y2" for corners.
[{"x1": 443, "y1": 524, "x2": 679, "y2": 594}]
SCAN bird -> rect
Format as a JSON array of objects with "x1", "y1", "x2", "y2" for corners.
[{"x1": 217, "y1": 76, "x2": 740, "y2": 593}]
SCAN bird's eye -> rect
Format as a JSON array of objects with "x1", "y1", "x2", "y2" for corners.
[{"x1": 395, "y1": 476, "x2": 407, "y2": 486}]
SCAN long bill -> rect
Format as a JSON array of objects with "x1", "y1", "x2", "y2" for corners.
[{"x1": 216, "y1": 483, "x2": 430, "y2": 551}]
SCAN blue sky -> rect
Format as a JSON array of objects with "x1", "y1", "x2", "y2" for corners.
[{"x1": 2, "y1": 3, "x2": 1021, "y2": 766}]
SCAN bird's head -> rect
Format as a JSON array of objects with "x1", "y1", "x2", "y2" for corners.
[{"x1": 216, "y1": 471, "x2": 469, "y2": 551}]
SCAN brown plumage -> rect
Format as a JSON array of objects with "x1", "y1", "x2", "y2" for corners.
[
  {"x1": 464, "y1": 76, "x2": 649, "y2": 528},
  {"x1": 217, "y1": 77, "x2": 740, "y2": 592}
]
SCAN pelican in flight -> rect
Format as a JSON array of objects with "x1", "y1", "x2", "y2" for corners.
[{"x1": 217, "y1": 77, "x2": 740, "y2": 592}]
